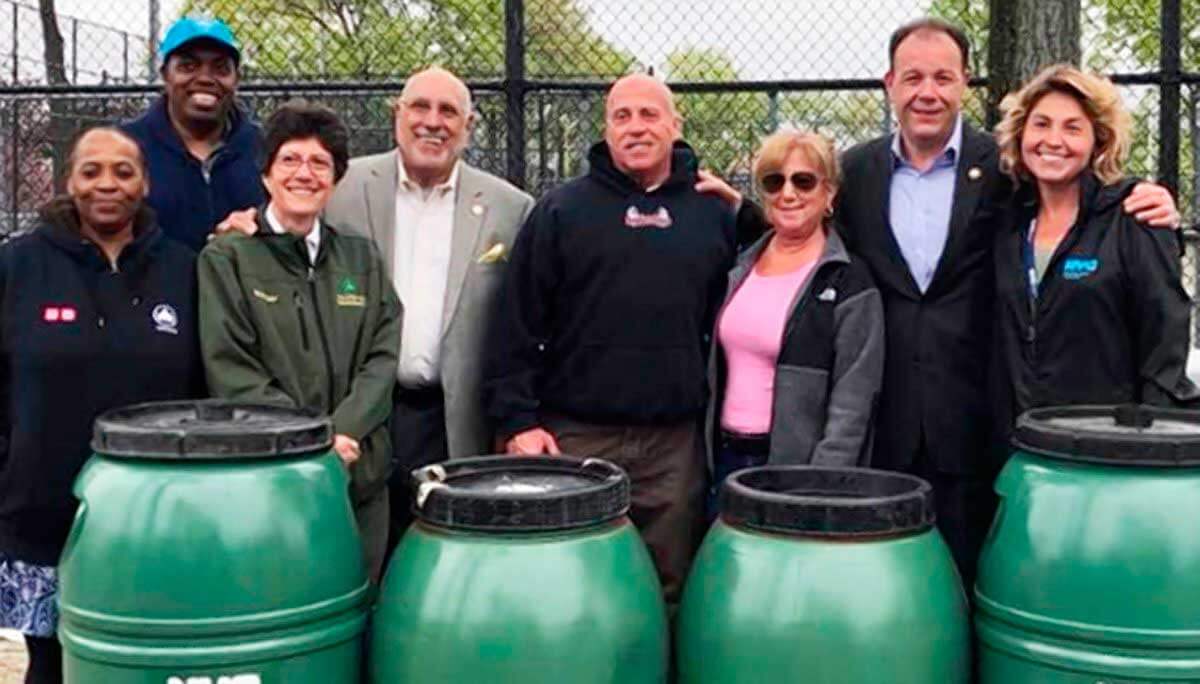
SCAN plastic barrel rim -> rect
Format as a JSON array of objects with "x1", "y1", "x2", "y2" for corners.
[
  {"x1": 719, "y1": 465, "x2": 935, "y2": 537},
  {"x1": 410, "y1": 455, "x2": 630, "y2": 532},
  {"x1": 1013, "y1": 404, "x2": 1200, "y2": 467},
  {"x1": 91, "y1": 399, "x2": 332, "y2": 460}
]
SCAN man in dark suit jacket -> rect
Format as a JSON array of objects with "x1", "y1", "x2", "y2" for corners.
[{"x1": 708, "y1": 18, "x2": 1179, "y2": 593}]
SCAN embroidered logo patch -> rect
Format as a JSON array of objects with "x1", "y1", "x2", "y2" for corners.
[
  {"x1": 252, "y1": 289, "x2": 279, "y2": 304},
  {"x1": 338, "y1": 277, "x2": 359, "y2": 295},
  {"x1": 42, "y1": 306, "x2": 77, "y2": 323},
  {"x1": 623, "y1": 206, "x2": 673, "y2": 229},
  {"x1": 1062, "y1": 256, "x2": 1099, "y2": 280},
  {"x1": 152, "y1": 303, "x2": 179, "y2": 335}
]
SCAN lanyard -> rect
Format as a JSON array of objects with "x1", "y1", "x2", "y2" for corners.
[{"x1": 1022, "y1": 217, "x2": 1039, "y2": 301}]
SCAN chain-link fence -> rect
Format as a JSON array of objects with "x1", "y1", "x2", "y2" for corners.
[{"x1": 3, "y1": 1, "x2": 1200, "y2": 324}]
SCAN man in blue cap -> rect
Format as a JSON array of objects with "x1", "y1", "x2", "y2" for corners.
[{"x1": 122, "y1": 16, "x2": 263, "y2": 252}]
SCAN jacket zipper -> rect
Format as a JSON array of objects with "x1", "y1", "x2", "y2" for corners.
[
  {"x1": 307, "y1": 266, "x2": 338, "y2": 415},
  {"x1": 294, "y1": 291, "x2": 311, "y2": 351}
]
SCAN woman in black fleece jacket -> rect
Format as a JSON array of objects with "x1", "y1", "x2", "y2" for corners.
[
  {"x1": 0, "y1": 128, "x2": 202, "y2": 683},
  {"x1": 991, "y1": 65, "x2": 1196, "y2": 439}
]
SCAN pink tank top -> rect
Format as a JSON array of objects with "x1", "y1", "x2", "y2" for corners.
[{"x1": 717, "y1": 261, "x2": 818, "y2": 434}]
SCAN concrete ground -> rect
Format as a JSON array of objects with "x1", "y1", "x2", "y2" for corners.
[{"x1": 0, "y1": 630, "x2": 25, "y2": 684}]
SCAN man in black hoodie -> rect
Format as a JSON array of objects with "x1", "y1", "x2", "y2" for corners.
[{"x1": 485, "y1": 74, "x2": 737, "y2": 603}]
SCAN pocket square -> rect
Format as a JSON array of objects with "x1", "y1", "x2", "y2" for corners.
[{"x1": 477, "y1": 243, "x2": 508, "y2": 264}]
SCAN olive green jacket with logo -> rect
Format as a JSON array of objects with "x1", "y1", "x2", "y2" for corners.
[{"x1": 198, "y1": 216, "x2": 402, "y2": 503}]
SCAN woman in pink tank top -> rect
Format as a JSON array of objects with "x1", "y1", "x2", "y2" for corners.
[{"x1": 705, "y1": 131, "x2": 885, "y2": 518}]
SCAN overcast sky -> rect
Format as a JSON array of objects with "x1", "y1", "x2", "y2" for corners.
[{"x1": 4, "y1": 0, "x2": 930, "y2": 84}]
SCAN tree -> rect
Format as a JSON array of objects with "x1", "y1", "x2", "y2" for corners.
[
  {"x1": 987, "y1": 0, "x2": 1080, "y2": 124},
  {"x1": 661, "y1": 48, "x2": 768, "y2": 178}
]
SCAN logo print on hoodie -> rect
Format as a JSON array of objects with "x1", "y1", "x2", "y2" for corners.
[
  {"x1": 623, "y1": 206, "x2": 673, "y2": 229},
  {"x1": 152, "y1": 303, "x2": 179, "y2": 335}
]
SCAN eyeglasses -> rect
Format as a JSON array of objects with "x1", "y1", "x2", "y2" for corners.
[
  {"x1": 761, "y1": 171, "x2": 821, "y2": 194},
  {"x1": 275, "y1": 153, "x2": 334, "y2": 177}
]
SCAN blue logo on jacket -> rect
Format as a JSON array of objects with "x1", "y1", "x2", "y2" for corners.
[{"x1": 1062, "y1": 256, "x2": 1099, "y2": 280}]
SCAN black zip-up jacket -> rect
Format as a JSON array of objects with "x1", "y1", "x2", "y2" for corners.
[
  {"x1": 993, "y1": 174, "x2": 1197, "y2": 439},
  {"x1": 122, "y1": 97, "x2": 264, "y2": 253},
  {"x1": 0, "y1": 201, "x2": 204, "y2": 565},
  {"x1": 485, "y1": 141, "x2": 738, "y2": 436}
]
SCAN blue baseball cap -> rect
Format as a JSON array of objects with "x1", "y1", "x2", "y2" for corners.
[{"x1": 160, "y1": 16, "x2": 240, "y2": 65}]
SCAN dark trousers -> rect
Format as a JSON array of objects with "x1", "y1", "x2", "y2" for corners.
[
  {"x1": 24, "y1": 635, "x2": 61, "y2": 684},
  {"x1": 706, "y1": 431, "x2": 770, "y2": 522},
  {"x1": 385, "y1": 385, "x2": 449, "y2": 559},
  {"x1": 543, "y1": 414, "x2": 706, "y2": 606},
  {"x1": 911, "y1": 442, "x2": 999, "y2": 601}
]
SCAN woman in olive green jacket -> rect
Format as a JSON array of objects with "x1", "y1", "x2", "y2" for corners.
[{"x1": 198, "y1": 100, "x2": 401, "y2": 582}]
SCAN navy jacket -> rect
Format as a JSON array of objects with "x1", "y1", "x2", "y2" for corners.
[
  {"x1": 122, "y1": 97, "x2": 264, "y2": 253},
  {"x1": 485, "y1": 141, "x2": 738, "y2": 435},
  {"x1": 0, "y1": 201, "x2": 204, "y2": 564}
]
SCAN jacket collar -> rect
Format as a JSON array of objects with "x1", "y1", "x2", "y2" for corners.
[
  {"x1": 253, "y1": 204, "x2": 335, "y2": 269},
  {"x1": 730, "y1": 222, "x2": 852, "y2": 285},
  {"x1": 37, "y1": 197, "x2": 162, "y2": 272},
  {"x1": 1015, "y1": 171, "x2": 1137, "y2": 225},
  {"x1": 142, "y1": 95, "x2": 259, "y2": 162},
  {"x1": 586, "y1": 140, "x2": 699, "y2": 195}
]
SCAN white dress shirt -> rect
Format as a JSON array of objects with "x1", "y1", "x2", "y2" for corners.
[
  {"x1": 265, "y1": 203, "x2": 321, "y2": 265},
  {"x1": 393, "y1": 155, "x2": 459, "y2": 386}
]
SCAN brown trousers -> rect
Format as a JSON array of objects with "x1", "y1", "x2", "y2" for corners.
[{"x1": 543, "y1": 414, "x2": 707, "y2": 605}]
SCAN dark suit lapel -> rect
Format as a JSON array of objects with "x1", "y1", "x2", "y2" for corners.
[
  {"x1": 926, "y1": 124, "x2": 990, "y2": 296},
  {"x1": 868, "y1": 139, "x2": 923, "y2": 299}
]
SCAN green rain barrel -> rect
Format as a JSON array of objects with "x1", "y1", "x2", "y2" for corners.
[
  {"x1": 58, "y1": 401, "x2": 371, "y2": 683},
  {"x1": 370, "y1": 455, "x2": 668, "y2": 683},
  {"x1": 678, "y1": 466, "x2": 970, "y2": 683},
  {"x1": 977, "y1": 404, "x2": 1200, "y2": 682}
]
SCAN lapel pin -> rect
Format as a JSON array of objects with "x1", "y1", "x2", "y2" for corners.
[
  {"x1": 967, "y1": 166, "x2": 983, "y2": 181},
  {"x1": 471, "y1": 204, "x2": 484, "y2": 216}
]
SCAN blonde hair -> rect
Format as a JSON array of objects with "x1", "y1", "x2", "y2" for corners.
[
  {"x1": 752, "y1": 130, "x2": 840, "y2": 196},
  {"x1": 995, "y1": 64, "x2": 1131, "y2": 185}
]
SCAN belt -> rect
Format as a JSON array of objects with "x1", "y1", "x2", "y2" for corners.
[
  {"x1": 719, "y1": 429, "x2": 770, "y2": 455},
  {"x1": 394, "y1": 383, "x2": 444, "y2": 410}
]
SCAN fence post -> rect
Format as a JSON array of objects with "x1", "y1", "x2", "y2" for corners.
[
  {"x1": 147, "y1": 0, "x2": 160, "y2": 81},
  {"x1": 1159, "y1": 0, "x2": 1181, "y2": 194},
  {"x1": 504, "y1": 0, "x2": 527, "y2": 189},
  {"x1": 71, "y1": 17, "x2": 78, "y2": 82},
  {"x1": 10, "y1": 1, "x2": 17, "y2": 83},
  {"x1": 9, "y1": 3, "x2": 17, "y2": 235}
]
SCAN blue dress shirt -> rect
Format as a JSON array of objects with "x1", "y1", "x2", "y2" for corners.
[{"x1": 888, "y1": 116, "x2": 963, "y2": 293}]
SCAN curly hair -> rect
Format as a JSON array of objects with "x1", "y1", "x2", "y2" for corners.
[
  {"x1": 261, "y1": 98, "x2": 350, "y2": 183},
  {"x1": 995, "y1": 64, "x2": 1131, "y2": 185}
]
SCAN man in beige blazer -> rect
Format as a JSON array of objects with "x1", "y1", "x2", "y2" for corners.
[{"x1": 323, "y1": 67, "x2": 534, "y2": 544}]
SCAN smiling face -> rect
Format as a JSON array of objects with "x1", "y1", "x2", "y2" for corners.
[
  {"x1": 394, "y1": 68, "x2": 474, "y2": 188},
  {"x1": 67, "y1": 129, "x2": 149, "y2": 236},
  {"x1": 884, "y1": 29, "x2": 968, "y2": 154},
  {"x1": 262, "y1": 137, "x2": 335, "y2": 229},
  {"x1": 762, "y1": 148, "x2": 834, "y2": 241},
  {"x1": 604, "y1": 75, "x2": 681, "y2": 188},
  {"x1": 1020, "y1": 90, "x2": 1096, "y2": 189},
  {"x1": 162, "y1": 41, "x2": 238, "y2": 130}
]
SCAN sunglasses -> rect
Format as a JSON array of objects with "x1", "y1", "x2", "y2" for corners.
[{"x1": 761, "y1": 171, "x2": 821, "y2": 194}]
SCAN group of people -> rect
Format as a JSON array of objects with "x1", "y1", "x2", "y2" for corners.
[{"x1": 0, "y1": 12, "x2": 1194, "y2": 684}]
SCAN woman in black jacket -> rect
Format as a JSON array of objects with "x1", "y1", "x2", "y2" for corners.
[
  {"x1": 991, "y1": 65, "x2": 1196, "y2": 437},
  {"x1": 0, "y1": 128, "x2": 203, "y2": 683}
]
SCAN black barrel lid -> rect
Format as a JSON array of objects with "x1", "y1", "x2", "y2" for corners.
[
  {"x1": 411, "y1": 455, "x2": 629, "y2": 532},
  {"x1": 720, "y1": 466, "x2": 935, "y2": 537},
  {"x1": 1013, "y1": 404, "x2": 1200, "y2": 467},
  {"x1": 92, "y1": 400, "x2": 332, "y2": 459}
]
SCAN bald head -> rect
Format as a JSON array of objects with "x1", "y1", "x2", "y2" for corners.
[
  {"x1": 394, "y1": 66, "x2": 476, "y2": 187},
  {"x1": 603, "y1": 73, "x2": 682, "y2": 189},
  {"x1": 400, "y1": 67, "x2": 473, "y2": 117},
  {"x1": 606, "y1": 73, "x2": 678, "y2": 119}
]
